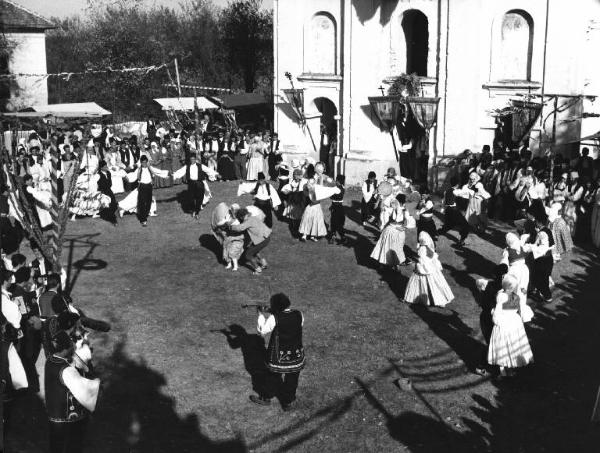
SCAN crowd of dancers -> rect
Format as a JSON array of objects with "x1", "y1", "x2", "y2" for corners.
[{"x1": 1, "y1": 118, "x2": 600, "y2": 449}]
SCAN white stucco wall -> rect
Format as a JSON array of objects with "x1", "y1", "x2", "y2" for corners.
[
  {"x1": 274, "y1": 0, "x2": 600, "y2": 185},
  {"x1": 5, "y1": 31, "x2": 49, "y2": 111}
]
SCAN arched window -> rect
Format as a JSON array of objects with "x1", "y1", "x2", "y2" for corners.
[
  {"x1": 402, "y1": 10, "x2": 429, "y2": 77},
  {"x1": 497, "y1": 11, "x2": 533, "y2": 81},
  {"x1": 306, "y1": 13, "x2": 336, "y2": 75}
]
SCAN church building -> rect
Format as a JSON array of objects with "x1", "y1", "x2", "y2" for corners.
[{"x1": 273, "y1": 0, "x2": 600, "y2": 185}]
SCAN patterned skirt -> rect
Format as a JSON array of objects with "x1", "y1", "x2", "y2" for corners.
[
  {"x1": 370, "y1": 225, "x2": 406, "y2": 266},
  {"x1": 403, "y1": 269, "x2": 454, "y2": 307},
  {"x1": 70, "y1": 190, "x2": 110, "y2": 216},
  {"x1": 223, "y1": 236, "x2": 244, "y2": 261},
  {"x1": 487, "y1": 310, "x2": 533, "y2": 368},
  {"x1": 551, "y1": 217, "x2": 573, "y2": 256},
  {"x1": 299, "y1": 203, "x2": 327, "y2": 237}
]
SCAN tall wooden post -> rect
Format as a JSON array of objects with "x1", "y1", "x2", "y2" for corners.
[{"x1": 174, "y1": 58, "x2": 182, "y2": 98}]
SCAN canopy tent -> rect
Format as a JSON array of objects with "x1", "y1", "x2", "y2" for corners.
[
  {"x1": 153, "y1": 97, "x2": 219, "y2": 111},
  {"x1": 1, "y1": 102, "x2": 111, "y2": 118},
  {"x1": 578, "y1": 130, "x2": 600, "y2": 143},
  {"x1": 209, "y1": 93, "x2": 269, "y2": 109}
]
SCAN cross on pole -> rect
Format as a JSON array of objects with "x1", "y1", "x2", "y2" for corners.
[{"x1": 378, "y1": 85, "x2": 386, "y2": 96}]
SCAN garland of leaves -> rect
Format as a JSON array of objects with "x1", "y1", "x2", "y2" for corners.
[{"x1": 388, "y1": 73, "x2": 422, "y2": 97}]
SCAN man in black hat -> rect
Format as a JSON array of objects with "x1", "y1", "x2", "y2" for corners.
[{"x1": 249, "y1": 293, "x2": 305, "y2": 411}]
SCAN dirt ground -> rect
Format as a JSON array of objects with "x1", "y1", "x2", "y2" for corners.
[{"x1": 7, "y1": 181, "x2": 600, "y2": 452}]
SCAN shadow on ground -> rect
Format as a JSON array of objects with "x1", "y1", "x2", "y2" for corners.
[{"x1": 7, "y1": 337, "x2": 247, "y2": 453}]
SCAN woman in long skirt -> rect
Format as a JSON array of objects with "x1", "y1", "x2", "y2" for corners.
[
  {"x1": 246, "y1": 140, "x2": 264, "y2": 181},
  {"x1": 500, "y1": 232, "x2": 533, "y2": 323},
  {"x1": 370, "y1": 194, "x2": 411, "y2": 269},
  {"x1": 299, "y1": 179, "x2": 328, "y2": 242},
  {"x1": 487, "y1": 274, "x2": 534, "y2": 377},
  {"x1": 403, "y1": 231, "x2": 454, "y2": 306}
]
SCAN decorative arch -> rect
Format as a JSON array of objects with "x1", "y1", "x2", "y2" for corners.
[
  {"x1": 305, "y1": 12, "x2": 337, "y2": 75},
  {"x1": 401, "y1": 9, "x2": 429, "y2": 77},
  {"x1": 493, "y1": 10, "x2": 534, "y2": 81}
]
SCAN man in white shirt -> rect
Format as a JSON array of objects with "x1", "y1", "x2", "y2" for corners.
[
  {"x1": 1, "y1": 270, "x2": 21, "y2": 332},
  {"x1": 172, "y1": 154, "x2": 207, "y2": 219}
]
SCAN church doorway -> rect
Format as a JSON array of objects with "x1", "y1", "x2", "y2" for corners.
[
  {"x1": 314, "y1": 97, "x2": 338, "y2": 176},
  {"x1": 402, "y1": 10, "x2": 429, "y2": 77}
]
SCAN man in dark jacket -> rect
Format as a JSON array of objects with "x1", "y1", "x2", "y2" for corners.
[
  {"x1": 249, "y1": 293, "x2": 304, "y2": 411},
  {"x1": 97, "y1": 160, "x2": 118, "y2": 225}
]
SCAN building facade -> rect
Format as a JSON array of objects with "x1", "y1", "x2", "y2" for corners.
[
  {"x1": 1, "y1": 0, "x2": 53, "y2": 111},
  {"x1": 273, "y1": 0, "x2": 600, "y2": 185}
]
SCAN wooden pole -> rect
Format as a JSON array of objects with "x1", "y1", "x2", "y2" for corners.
[
  {"x1": 193, "y1": 87, "x2": 200, "y2": 152},
  {"x1": 174, "y1": 58, "x2": 182, "y2": 98}
]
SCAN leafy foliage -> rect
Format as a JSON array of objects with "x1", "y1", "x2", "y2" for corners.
[
  {"x1": 45, "y1": 0, "x2": 273, "y2": 118},
  {"x1": 220, "y1": 0, "x2": 272, "y2": 93},
  {"x1": 388, "y1": 73, "x2": 422, "y2": 97}
]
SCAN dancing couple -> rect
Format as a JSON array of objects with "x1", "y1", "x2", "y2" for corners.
[{"x1": 211, "y1": 202, "x2": 272, "y2": 274}]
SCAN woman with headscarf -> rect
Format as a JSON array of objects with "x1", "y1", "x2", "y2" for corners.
[
  {"x1": 403, "y1": 231, "x2": 454, "y2": 306},
  {"x1": 298, "y1": 174, "x2": 328, "y2": 242},
  {"x1": 370, "y1": 194, "x2": 412, "y2": 269},
  {"x1": 487, "y1": 274, "x2": 534, "y2": 378},
  {"x1": 500, "y1": 232, "x2": 533, "y2": 322},
  {"x1": 454, "y1": 171, "x2": 491, "y2": 233},
  {"x1": 376, "y1": 181, "x2": 395, "y2": 231},
  {"x1": 211, "y1": 202, "x2": 245, "y2": 271},
  {"x1": 246, "y1": 137, "x2": 265, "y2": 181}
]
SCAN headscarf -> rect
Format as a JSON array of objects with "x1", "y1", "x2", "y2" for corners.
[
  {"x1": 418, "y1": 231, "x2": 435, "y2": 257},
  {"x1": 501, "y1": 274, "x2": 518, "y2": 293},
  {"x1": 211, "y1": 202, "x2": 231, "y2": 243},
  {"x1": 505, "y1": 232, "x2": 521, "y2": 251}
]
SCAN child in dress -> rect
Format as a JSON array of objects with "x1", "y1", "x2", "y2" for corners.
[
  {"x1": 222, "y1": 210, "x2": 245, "y2": 271},
  {"x1": 487, "y1": 274, "x2": 534, "y2": 377},
  {"x1": 403, "y1": 232, "x2": 454, "y2": 306}
]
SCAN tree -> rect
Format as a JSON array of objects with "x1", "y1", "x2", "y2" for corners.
[
  {"x1": 0, "y1": 16, "x2": 17, "y2": 111},
  {"x1": 220, "y1": 0, "x2": 272, "y2": 93}
]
